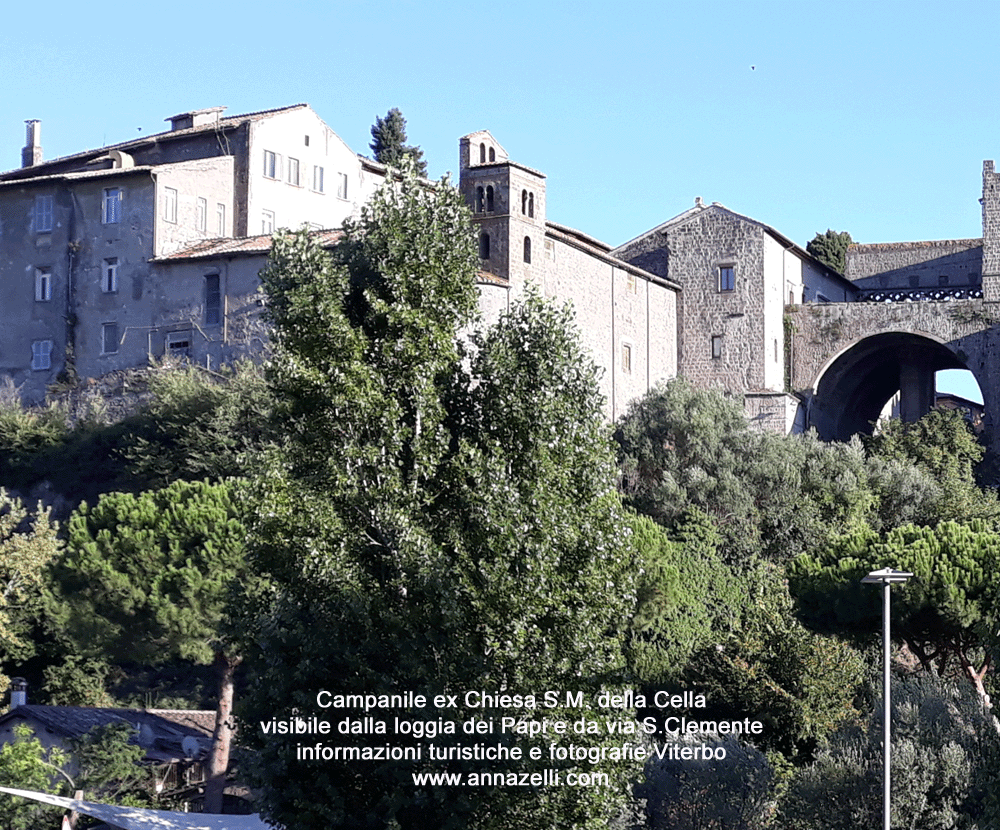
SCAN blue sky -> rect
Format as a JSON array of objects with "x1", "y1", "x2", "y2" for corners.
[{"x1": 3, "y1": 0, "x2": 993, "y2": 401}]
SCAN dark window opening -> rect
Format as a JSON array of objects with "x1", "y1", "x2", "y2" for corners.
[
  {"x1": 523, "y1": 236, "x2": 531, "y2": 263},
  {"x1": 479, "y1": 232, "x2": 490, "y2": 259}
]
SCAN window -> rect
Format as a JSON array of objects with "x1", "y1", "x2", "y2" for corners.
[
  {"x1": 304, "y1": 134, "x2": 310, "y2": 147},
  {"x1": 528, "y1": 192, "x2": 534, "y2": 218},
  {"x1": 196, "y1": 197, "x2": 207, "y2": 232},
  {"x1": 205, "y1": 274, "x2": 221, "y2": 325},
  {"x1": 479, "y1": 232, "x2": 490, "y2": 260},
  {"x1": 166, "y1": 330, "x2": 191, "y2": 357},
  {"x1": 711, "y1": 335, "x2": 723, "y2": 360},
  {"x1": 102, "y1": 187, "x2": 122, "y2": 224},
  {"x1": 523, "y1": 236, "x2": 531, "y2": 264},
  {"x1": 939, "y1": 274, "x2": 950, "y2": 286},
  {"x1": 287, "y1": 157, "x2": 300, "y2": 186},
  {"x1": 216, "y1": 203, "x2": 226, "y2": 236},
  {"x1": 337, "y1": 173, "x2": 348, "y2": 199},
  {"x1": 102, "y1": 322, "x2": 119, "y2": 354},
  {"x1": 163, "y1": 187, "x2": 178, "y2": 223},
  {"x1": 102, "y1": 258, "x2": 118, "y2": 293},
  {"x1": 479, "y1": 143, "x2": 486, "y2": 163},
  {"x1": 627, "y1": 273, "x2": 637, "y2": 294},
  {"x1": 476, "y1": 187, "x2": 485, "y2": 213},
  {"x1": 312, "y1": 166, "x2": 325, "y2": 193},
  {"x1": 486, "y1": 186, "x2": 494, "y2": 212},
  {"x1": 262, "y1": 210, "x2": 275, "y2": 235},
  {"x1": 622, "y1": 343, "x2": 632, "y2": 373},
  {"x1": 263, "y1": 150, "x2": 279, "y2": 179},
  {"x1": 31, "y1": 340, "x2": 52, "y2": 371},
  {"x1": 34, "y1": 267, "x2": 52, "y2": 301},
  {"x1": 34, "y1": 195, "x2": 53, "y2": 232},
  {"x1": 789, "y1": 289, "x2": 795, "y2": 304},
  {"x1": 719, "y1": 265, "x2": 735, "y2": 292},
  {"x1": 521, "y1": 190, "x2": 527, "y2": 215},
  {"x1": 489, "y1": 147, "x2": 495, "y2": 162}
]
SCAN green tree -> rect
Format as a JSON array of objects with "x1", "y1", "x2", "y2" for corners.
[
  {"x1": 124, "y1": 361, "x2": 274, "y2": 488},
  {"x1": 46, "y1": 479, "x2": 247, "y2": 813},
  {"x1": 0, "y1": 724, "x2": 68, "y2": 830},
  {"x1": 779, "y1": 675, "x2": 999, "y2": 830},
  {"x1": 864, "y1": 407, "x2": 1000, "y2": 524},
  {"x1": 615, "y1": 380, "x2": 874, "y2": 565},
  {"x1": 369, "y1": 108, "x2": 428, "y2": 176},
  {"x1": 70, "y1": 722, "x2": 149, "y2": 805},
  {"x1": 789, "y1": 519, "x2": 1000, "y2": 707},
  {"x1": 628, "y1": 511, "x2": 740, "y2": 688},
  {"x1": 237, "y1": 167, "x2": 638, "y2": 829},
  {"x1": 806, "y1": 230, "x2": 853, "y2": 274},
  {"x1": 0, "y1": 491, "x2": 61, "y2": 695}
]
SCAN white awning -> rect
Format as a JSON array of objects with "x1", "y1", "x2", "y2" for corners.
[{"x1": 0, "y1": 787, "x2": 276, "y2": 829}]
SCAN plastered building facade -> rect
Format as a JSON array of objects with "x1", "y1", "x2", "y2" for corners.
[{"x1": 0, "y1": 105, "x2": 383, "y2": 400}]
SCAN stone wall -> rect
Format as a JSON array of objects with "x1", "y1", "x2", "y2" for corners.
[{"x1": 846, "y1": 239, "x2": 983, "y2": 288}]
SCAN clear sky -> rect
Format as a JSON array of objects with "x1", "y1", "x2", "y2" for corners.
[{"x1": 3, "y1": 0, "x2": 993, "y2": 401}]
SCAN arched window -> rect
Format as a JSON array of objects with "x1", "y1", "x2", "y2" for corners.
[
  {"x1": 486, "y1": 186, "x2": 494, "y2": 212},
  {"x1": 489, "y1": 147, "x2": 495, "y2": 162},
  {"x1": 521, "y1": 189, "x2": 527, "y2": 215},
  {"x1": 523, "y1": 236, "x2": 531, "y2": 264},
  {"x1": 476, "y1": 186, "x2": 484, "y2": 213},
  {"x1": 479, "y1": 232, "x2": 490, "y2": 259},
  {"x1": 479, "y1": 143, "x2": 486, "y2": 163},
  {"x1": 528, "y1": 192, "x2": 534, "y2": 218}
]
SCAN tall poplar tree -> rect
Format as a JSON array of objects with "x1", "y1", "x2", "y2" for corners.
[{"x1": 237, "y1": 162, "x2": 638, "y2": 829}]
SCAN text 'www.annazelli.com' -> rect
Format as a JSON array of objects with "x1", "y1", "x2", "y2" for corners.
[{"x1": 410, "y1": 770, "x2": 609, "y2": 787}]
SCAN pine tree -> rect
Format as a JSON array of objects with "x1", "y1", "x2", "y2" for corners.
[
  {"x1": 46, "y1": 479, "x2": 247, "y2": 813},
  {"x1": 369, "y1": 107, "x2": 428, "y2": 176}
]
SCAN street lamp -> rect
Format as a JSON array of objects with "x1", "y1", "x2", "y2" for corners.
[{"x1": 861, "y1": 567, "x2": 913, "y2": 830}]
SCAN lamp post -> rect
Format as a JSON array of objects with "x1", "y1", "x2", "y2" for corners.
[{"x1": 861, "y1": 567, "x2": 913, "y2": 830}]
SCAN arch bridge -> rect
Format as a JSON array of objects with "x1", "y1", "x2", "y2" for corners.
[{"x1": 788, "y1": 297, "x2": 1000, "y2": 447}]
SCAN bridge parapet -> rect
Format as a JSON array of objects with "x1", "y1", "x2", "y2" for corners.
[{"x1": 855, "y1": 286, "x2": 983, "y2": 303}]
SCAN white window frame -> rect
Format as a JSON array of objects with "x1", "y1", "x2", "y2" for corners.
[
  {"x1": 263, "y1": 150, "x2": 280, "y2": 179},
  {"x1": 102, "y1": 257, "x2": 118, "y2": 293},
  {"x1": 621, "y1": 342, "x2": 632, "y2": 373},
  {"x1": 336, "y1": 172, "x2": 348, "y2": 200},
  {"x1": 216, "y1": 203, "x2": 226, "y2": 236},
  {"x1": 102, "y1": 322, "x2": 119, "y2": 355},
  {"x1": 287, "y1": 157, "x2": 301, "y2": 186},
  {"x1": 34, "y1": 267, "x2": 52, "y2": 302},
  {"x1": 163, "y1": 187, "x2": 178, "y2": 223},
  {"x1": 312, "y1": 165, "x2": 325, "y2": 193},
  {"x1": 196, "y1": 197, "x2": 207, "y2": 232},
  {"x1": 102, "y1": 187, "x2": 122, "y2": 224},
  {"x1": 261, "y1": 210, "x2": 275, "y2": 235},
  {"x1": 34, "y1": 194, "x2": 54, "y2": 233},
  {"x1": 31, "y1": 340, "x2": 52, "y2": 371}
]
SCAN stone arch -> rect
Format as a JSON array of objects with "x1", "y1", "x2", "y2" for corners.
[{"x1": 809, "y1": 330, "x2": 970, "y2": 441}]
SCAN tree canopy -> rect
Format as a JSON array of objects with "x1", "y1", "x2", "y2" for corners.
[
  {"x1": 806, "y1": 229, "x2": 854, "y2": 274},
  {"x1": 238, "y1": 167, "x2": 639, "y2": 830},
  {"x1": 369, "y1": 108, "x2": 428, "y2": 176},
  {"x1": 46, "y1": 479, "x2": 247, "y2": 812}
]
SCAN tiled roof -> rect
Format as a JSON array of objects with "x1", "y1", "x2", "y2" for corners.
[
  {"x1": 0, "y1": 705, "x2": 215, "y2": 762},
  {"x1": 156, "y1": 229, "x2": 344, "y2": 261},
  {"x1": 0, "y1": 104, "x2": 310, "y2": 180}
]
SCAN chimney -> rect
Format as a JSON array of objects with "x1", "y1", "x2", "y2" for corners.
[
  {"x1": 10, "y1": 677, "x2": 26, "y2": 708},
  {"x1": 21, "y1": 120, "x2": 42, "y2": 168}
]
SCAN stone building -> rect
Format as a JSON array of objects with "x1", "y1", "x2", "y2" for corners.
[
  {"x1": 459, "y1": 131, "x2": 680, "y2": 420},
  {"x1": 613, "y1": 201, "x2": 855, "y2": 432},
  {"x1": 0, "y1": 105, "x2": 384, "y2": 400}
]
